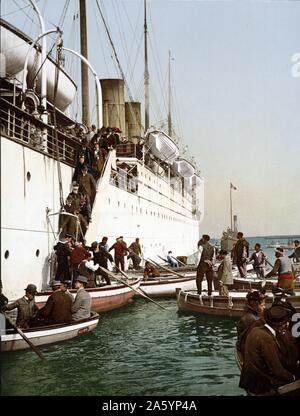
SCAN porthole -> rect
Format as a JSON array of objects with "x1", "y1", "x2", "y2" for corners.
[
  {"x1": 4, "y1": 250, "x2": 9, "y2": 259},
  {"x1": 26, "y1": 171, "x2": 31, "y2": 181},
  {"x1": 36, "y1": 249, "x2": 40, "y2": 257}
]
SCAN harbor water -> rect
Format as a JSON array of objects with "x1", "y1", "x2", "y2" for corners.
[{"x1": 1, "y1": 235, "x2": 299, "y2": 396}]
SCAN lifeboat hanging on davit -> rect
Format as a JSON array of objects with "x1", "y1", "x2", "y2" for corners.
[
  {"x1": 171, "y1": 158, "x2": 195, "y2": 177},
  {"x1": 0, "y1": 19, "x2": 76, "y2": 112},
  {"x1": 147, "y1": 130, "x2": 179, "y2": 164}
]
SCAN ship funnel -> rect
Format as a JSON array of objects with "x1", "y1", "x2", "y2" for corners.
[
  {"x1": 125, "y1": 102, "x2": 141, "y2": 139},
  {"x1": 100, "y1": 78, "x2": 125, "y2": 133}
]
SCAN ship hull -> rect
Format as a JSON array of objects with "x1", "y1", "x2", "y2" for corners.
[{"x1": 1, "y1": 135, "x2": 203, "y2": 301}]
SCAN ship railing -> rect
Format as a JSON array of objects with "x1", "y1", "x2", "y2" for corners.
[
  {"x1": 110, "y1": 167, "x2": 138, "y2": 194},
  {"x1": 116, "y1": 142, "x2": 143, "y2": 159},
  {"x1": 0, "y1": 98, "x2": 78, "y2": 167}
]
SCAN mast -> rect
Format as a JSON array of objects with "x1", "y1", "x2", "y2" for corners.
[
  {"x1": 230, "y1": 184, "x2": 233, "y2": 230},
  {"x1": 144, "y1": 0, "x2": 149, "y2": 132},
  {"x1": 168, "y1": 50, "x2": 172, "y2": 137},
  {"x1": 79, "y1": 0, "x2": 90, "y2": 126}
]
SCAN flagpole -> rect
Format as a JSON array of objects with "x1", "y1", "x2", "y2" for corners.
[{"x1": 230, "y1": 183, "x2": 233, "y2": 230}]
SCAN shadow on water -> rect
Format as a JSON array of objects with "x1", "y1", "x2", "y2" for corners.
[{"x1": 1, "y1": 298, "x2": 244, "y2": 396}]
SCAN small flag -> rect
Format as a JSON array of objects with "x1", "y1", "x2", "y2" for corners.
[{"x1": 230, "y1": 183, "x2": 237, "y2": 190}]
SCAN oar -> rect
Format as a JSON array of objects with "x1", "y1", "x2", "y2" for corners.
[
  {"x1": 99, "y1": 266, "x2": 167, "y2": 311},
  {"x1": 2, "y1": 311, "x2": 46, "y2": 362},
  {"x1": 171, "y1": 255, "x2": 186, "y2": 267},
  {"x1": 147, "y1": 258, "x2": 189, "y2": 279}
]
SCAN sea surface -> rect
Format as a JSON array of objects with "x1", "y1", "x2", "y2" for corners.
[{"x1": 1, "y1": 235, "x2": 299, "y2": 396}]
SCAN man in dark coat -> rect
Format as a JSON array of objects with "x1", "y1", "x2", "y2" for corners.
[
  {"x1": 54, "y1": 234, "x2": 73, "y2": 281},
  {"x1": 37, "y1": 281, "x2": 73, "y2": 324},
  {"x1": 196, "y1": 234, "x2": 215, "y2": 295},
  {"x1": 78, "y1": 165, "x2": 97, "y2": 207},
  {"x1": 2, "y1": 284, "x2": 39, "y2": 328},
  {"x1": 236, "y1": 290, "x2": 266, "y2": 357},
  {"x1": 232, "y1": 232, "x2": 249, "y2": 278},
  {"x1": 239, "y1": 305, "x2": 297, "y2": 395},
  {"x1": 91, "y1": 241, "x2": 114, "y2": 285}
]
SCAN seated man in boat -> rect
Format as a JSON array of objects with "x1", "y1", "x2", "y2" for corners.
[
  {"x1": 36, "y1": 281, "x2": 73, "y2": 325},
  {"x1": 1, "y1": 284, "x2": 39, "y2": 329},
  {"x1": 71, "y1": 275, "x2": 91, "y2": 321},
  {"x1": 143, "y1": 261, "x2": 160, "y2": 280},
  {"x1": 239, "y1": 305, "x2": 297, "y2": 395},
  {"x1": 166, "y1": 251, "x2": 178, "y2": 268},
  {"x1": 217, "y1": 249, "x2": 233, "y2": 296},
  {"x1": 236, "y1": 290, "x2": 266, "y2": 357},
  {"x1": 265, "y1": 247, "x2": 295, "y2": 293}
]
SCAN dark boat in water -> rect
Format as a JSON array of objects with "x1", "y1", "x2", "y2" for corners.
[
  {"x1": 232, "y1": 276, "x2": 300, "y2": 291},
  {"x1": 176, "y1": 289, "x2": 300, "y2": 317}
]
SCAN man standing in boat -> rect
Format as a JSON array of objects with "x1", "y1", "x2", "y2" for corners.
[
  {"x1": 196, "y1": 234, "x2": 215, "y2": 296},
  {"x1": 248, "y1": 243, "x2": 267, "y2": 278},
  {"x1": 265, "y1": 247, "x2": 295, "y2": 292},
  {"x1": 232, "y1": 232, "x2": 249, "y2": 278},
  {"x1": 288, "y1": 240, "x2": 300, "y2": 263},
  {"x1": 217, "y1": 249, "x2": 233, "y2": 296}
]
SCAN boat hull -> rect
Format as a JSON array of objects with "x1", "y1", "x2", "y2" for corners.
[
  {"x1": 1, "y1": 313, "x2": 99, "y2": 352},
  {"x1": 139, "y1": 276, "x2": 196, "y2": 297},
  {"x1": 176, "y1": 289, "x2": 300, "y2": 317},
  {"x1": 35, "y1": 279, "x2": 141, "y2": 312},
  {"x1": 233, "y1": 277, "x2": 300, "y2": 291}
]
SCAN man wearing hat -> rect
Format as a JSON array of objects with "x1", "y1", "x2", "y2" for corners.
[
  {"x1": 37, "y1": 281, "x2": 73, "y2": 325},
  {"x1": 196, "y1": 234, "x2": 215, "y2": 295},
  {"x1": 78, "y1": 165, "x2": 97, "y2": 207},
  {"x1": 239, "y1": 305, "x2": 296, "y2": 395},
  {"x1": 109, "y1": 237, "x2": 128, "y2": 272},
  {"x1": 71, "y1": 275, "x2": 91, "y2": 320},
  {"x1": 236, "y1": 290, "x2": 266, "y2": 356},
  {"x1": 265, "y1": 247, "x2": 295, "y2": 292},
  {"x1": 2, "y1": 284, "x2": 39, "y2": 328},
  {"x1": 54, "y1": 234, "x2": 73, "y2": 282},
  {"x1": 232, "y1": 232, "x2": 249, "y2": 278}
]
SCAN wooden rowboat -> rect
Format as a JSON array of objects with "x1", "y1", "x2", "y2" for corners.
[
  {"x1": 234, "y1": 347, "x2": 300, "y2": 395},
  {"x1": 138, "y1": 275, "x2": 197, "y2": 297},
  {"x1": 176, "y1": 289, "x2": 300, "y2": 317},
  {"x1": 233, "y1": 277, "x2": 300, "y2": 291},
  {"x1": 35, "y1": 278, "x2": 141, "y2": 313},
  {"x1": 1, "y1": 312, "x2": 100, "y2": 352}
]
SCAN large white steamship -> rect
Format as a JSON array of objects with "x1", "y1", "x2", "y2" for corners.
[{"x1": 0, "y1": 5, "x2": 204, "y2": 301}]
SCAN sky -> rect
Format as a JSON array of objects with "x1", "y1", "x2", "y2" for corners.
[{"x1": 2, "y1": 0, "x2": 300, "y2": 237}]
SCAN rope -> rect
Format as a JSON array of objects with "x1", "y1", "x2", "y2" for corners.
[{"x1": 51, "y1": 38, "x2": 65, "y2": 209}]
